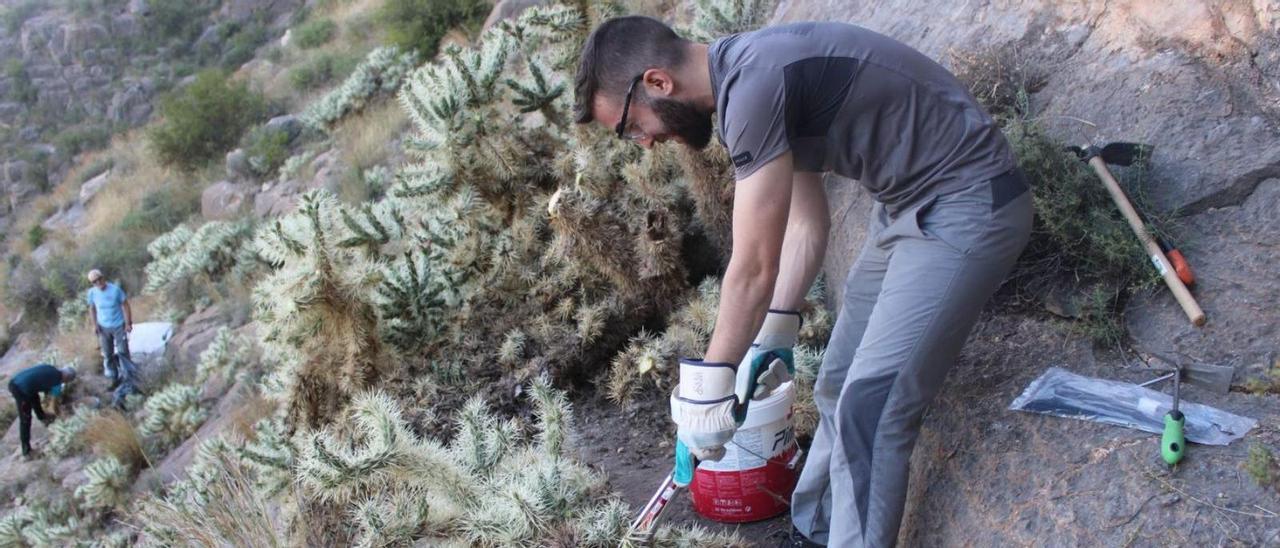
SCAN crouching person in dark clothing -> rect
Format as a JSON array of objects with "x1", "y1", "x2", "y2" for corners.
[{"x1": 8, "y1": 364, "x2": 76, "y2": 459}]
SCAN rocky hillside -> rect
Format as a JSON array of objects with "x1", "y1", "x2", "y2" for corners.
[
  {"x1": 0, "y1": 0, "x2": 1275, "y2": 546},
  {"x1": 0, "y1": 0, "x2": 303, "y2": 235}
]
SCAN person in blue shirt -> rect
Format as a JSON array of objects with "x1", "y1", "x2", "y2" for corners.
[
  {"x1": 85, "y1": 269, "x2": 137, "y2": 407},
  {"x1": 8, "y1": 364, "x2": 76, "y2": 458}
]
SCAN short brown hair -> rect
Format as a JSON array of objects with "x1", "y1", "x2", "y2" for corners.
[{"x1": 574, "y1": 16, "x2": 691, "y2": 124}]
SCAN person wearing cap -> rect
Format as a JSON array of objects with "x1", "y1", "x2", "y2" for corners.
[
  {"x1": 85, "y1": 269, "x2": 134, "y2": 390},
  {"x1": 8, "y1": 364, "x2": 76, "y2": 458}
]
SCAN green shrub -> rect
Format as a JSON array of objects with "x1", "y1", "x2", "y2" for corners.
[
  {"x1": 25, "y1": 224, "x2": 45, "y2": 249},
  {"x1": 119, "y1": 184, "x2": 201, "y2": 236},
  {"x1": 1245, "y1": 444, "x2": 1278, "y2": 490},
  {"x1": 148, "y1": 69, "x2": 268, "y2": 171},
  {"x1": 53, "y1": 124, "x2": 111, "y2": 158},
  {"x1": 5, "y1": 261, "x2": 61, "y2": 325},
  {"x1": 951, "y1": 44, "x2": 1172, "y2": 344},
  {"x1": 242, "y1": 126, "x2": 291, "y2": 177},
  {"x1": 293, "y1": 18, "x2": 337, "y2": 49},
  {"x1": 56, "y1": 297, "x2": 88, "y2": 334},
  {"x1": 4, "y1": 59, "x2": 37, "y2": 104},
  {"x1": 220, "y1": 21, "x2": 268, "y2": 69},
  {"x1": 288, "y1": 53, "x2": 359, "y2": 91},
  {"x1": 15, "y1": 147, "x2": 49, "y2": 191},
  {"x1": 378, "y1": 0, "x2": 491, "y2": 54},
  {"x1": 9, "y1": 228, "x2": 155, "y2": 325},
  {"x1": 142, "y1": 0, "x2": 218, "y2": 53}
]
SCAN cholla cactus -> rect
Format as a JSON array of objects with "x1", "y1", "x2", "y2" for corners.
[
  {"x1": 606, "y1": 277, "x2": 832, "y2": 404},
  {"x1": 138, "y1": 383, "x2": 207, "y2": 447},
  {"x1": 76, "y1": 456, "x2": 132, "y2": 510},
  {"x1": 296, "y1": 391, "x2": 472, "y2": 506},
  {"x1": 607, "y1": 278, "x2": 721, "y2": 402},
  {"x1": 351, "y1": 487, "x2": 432, "y2": 548},
  {"x1": 56, "y1": 297, "x2": 89, "y2": 334},
  {"x1": 684, "y1": 0, "x2": 777, "y2": 42},
  {"x1": 139, "y1": 437, "x2": 236, "y2": 540},
  {"x1": 90, "y1": 530, "x2": 132, "y2": 548},
  {"x1": 0, "y1": 508, "x2": 30, "y2": 546},
  {"x1": 303, "y1": 46, "x2": 419, "y2": 129},
  {"x1": 237, "y1": 416, "x2": 294, "y2": 497},
  {"x1": 47, "y1": 407, "x2": 96, "y2": 458},
  {"x1": 790, "y1": 345, "x2": 825, "y2": 438},
  {"x1": 292, "y1": 379, "x2": 692, "y2": 546},
  {"x1": 497, "y1": 329, "x2": 527, "y2": 365},
  {"x1": 196, "y1": 327, "x2": 248, "y2": 384},
  {"x1": 144, "y1": 220, "x2": 254, "y2": 295},
  {"x1": 0, "y1": 504, "x2": 81, "y2": 547},
  {"x1": 252, "y1": 191, "x2": 391, "y2": 431}
]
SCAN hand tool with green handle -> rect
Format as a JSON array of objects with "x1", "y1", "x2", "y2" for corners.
[{"x1": 1161, "y1": 363, "x2": 1186, "y2": 466}]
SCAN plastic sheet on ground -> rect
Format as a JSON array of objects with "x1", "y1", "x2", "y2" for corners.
[{"x1": 1009, "y1": 367, "x2": 1257, "y2": 446}]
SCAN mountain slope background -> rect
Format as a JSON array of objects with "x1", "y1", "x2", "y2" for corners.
[{"x1": 0, "y1": 0, "x2": 1275, "y2": 546}]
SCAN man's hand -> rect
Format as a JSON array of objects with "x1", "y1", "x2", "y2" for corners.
[
  {"x1": 125, "y1": 323, "x2": 132, "y2": 333},
  {"x1": 735, "y1": 310, "x2": 801, "y2": 401},
  {"x1": 671, "y1": 358, "x2": 739, "y2": 461}
]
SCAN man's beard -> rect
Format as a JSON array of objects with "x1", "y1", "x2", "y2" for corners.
[{"x1": 651, "y1": 98, "x2": 714, "y2": 150}]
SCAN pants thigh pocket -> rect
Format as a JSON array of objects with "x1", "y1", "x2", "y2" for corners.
[{"x1": 915, "y1": 188, "x2": 993, "y2": 255}]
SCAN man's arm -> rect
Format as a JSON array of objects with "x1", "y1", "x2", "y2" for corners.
[
  {"x1": 123, "y1": 298, "x2": 133, "y2": 332},
  {"x1": 88, "y1": 303, "x2": 99, "y2": 334},
  {"x1": 770, "y1": 171, "x2": 830, "y2": 311},
  {"x1": 703, "y1": 153, "x2": 795, "y2": 365},
  {"x1": 30, "y1": 392, "x2": 48, "y2": 422}
]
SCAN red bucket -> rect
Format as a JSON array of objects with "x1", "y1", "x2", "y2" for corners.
[{"x1": 690, "y1": 383, "x2": 800, "y2": 523}]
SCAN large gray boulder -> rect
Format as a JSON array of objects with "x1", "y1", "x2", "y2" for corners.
[
  {"x1": 201, "y1": 180, "x2": 253, "y2": 220},
  {"x1": 265, "y1": 114, "x2": 304, "y2": 143},
  {"x1": 253, "y1": 150, "x2": 346, "y2": 218},
  {"x1": 772, "y1": 0, "x2": 1280, "y2": 369}
]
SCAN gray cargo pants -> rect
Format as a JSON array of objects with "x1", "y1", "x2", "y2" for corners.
[
  {"x1": 98, "y1": 324, "x2": 131, "y2": 379},
  {"x1": 98, "y1": 324, "x2": 140, "y2": 408},
  {"x1": 792, "y1": 170, "x2": 1033, "y2": 547}
]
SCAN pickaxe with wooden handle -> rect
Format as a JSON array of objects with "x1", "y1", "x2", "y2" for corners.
[{"x1": 1068, "y1": 142, "x2": 1206, "y2": 327}]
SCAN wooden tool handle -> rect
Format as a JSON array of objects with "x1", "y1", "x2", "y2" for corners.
[{"x1": 1086, "y1": 156, "x2": 1206, "y2": 326}]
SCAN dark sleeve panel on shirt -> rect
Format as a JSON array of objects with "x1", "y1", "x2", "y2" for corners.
[{"x1": 721, "y1": 68, "x2": 790, "y2": 180}]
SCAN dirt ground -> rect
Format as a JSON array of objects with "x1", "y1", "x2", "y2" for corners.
[{"x1": 575, "y1": 311, "x2": 1280, "y2": 547}]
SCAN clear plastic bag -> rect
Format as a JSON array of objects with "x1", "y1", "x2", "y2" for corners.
[{"x1": 1009, "y1": 367, "x2": 1256, "y2": 446}]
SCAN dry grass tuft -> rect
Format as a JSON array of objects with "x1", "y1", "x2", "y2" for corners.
[
  {"x1": 332, "y1": 97, "x2": 409, "y2": 172},
  {"x1": 83, "y1": 411, "x2": 150, "y2": 470},
  {"x1": 138, "y1": 453, "x2": 288, "y2": 547}
]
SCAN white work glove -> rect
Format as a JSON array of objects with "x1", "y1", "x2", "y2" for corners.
[
  {"x1": 671, "y1": 358, "x2": 737, "y2": 461},
  {"x1": 735, "y1": 310, "x2": 801, "y2": 401}
]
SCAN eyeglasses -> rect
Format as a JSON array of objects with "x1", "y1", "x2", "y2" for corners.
[{"x1": 614, "y1": 73, "x2": 645, "y2": 141}]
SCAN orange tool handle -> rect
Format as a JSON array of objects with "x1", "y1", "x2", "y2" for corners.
[{"x1": 1164, "y1": 248, "x2": 1195, "y2": 287}]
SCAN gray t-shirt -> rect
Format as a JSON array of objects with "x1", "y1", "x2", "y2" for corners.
[{"x1": 709, "y1": 22, "x2": 1015, "y2": 212}]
